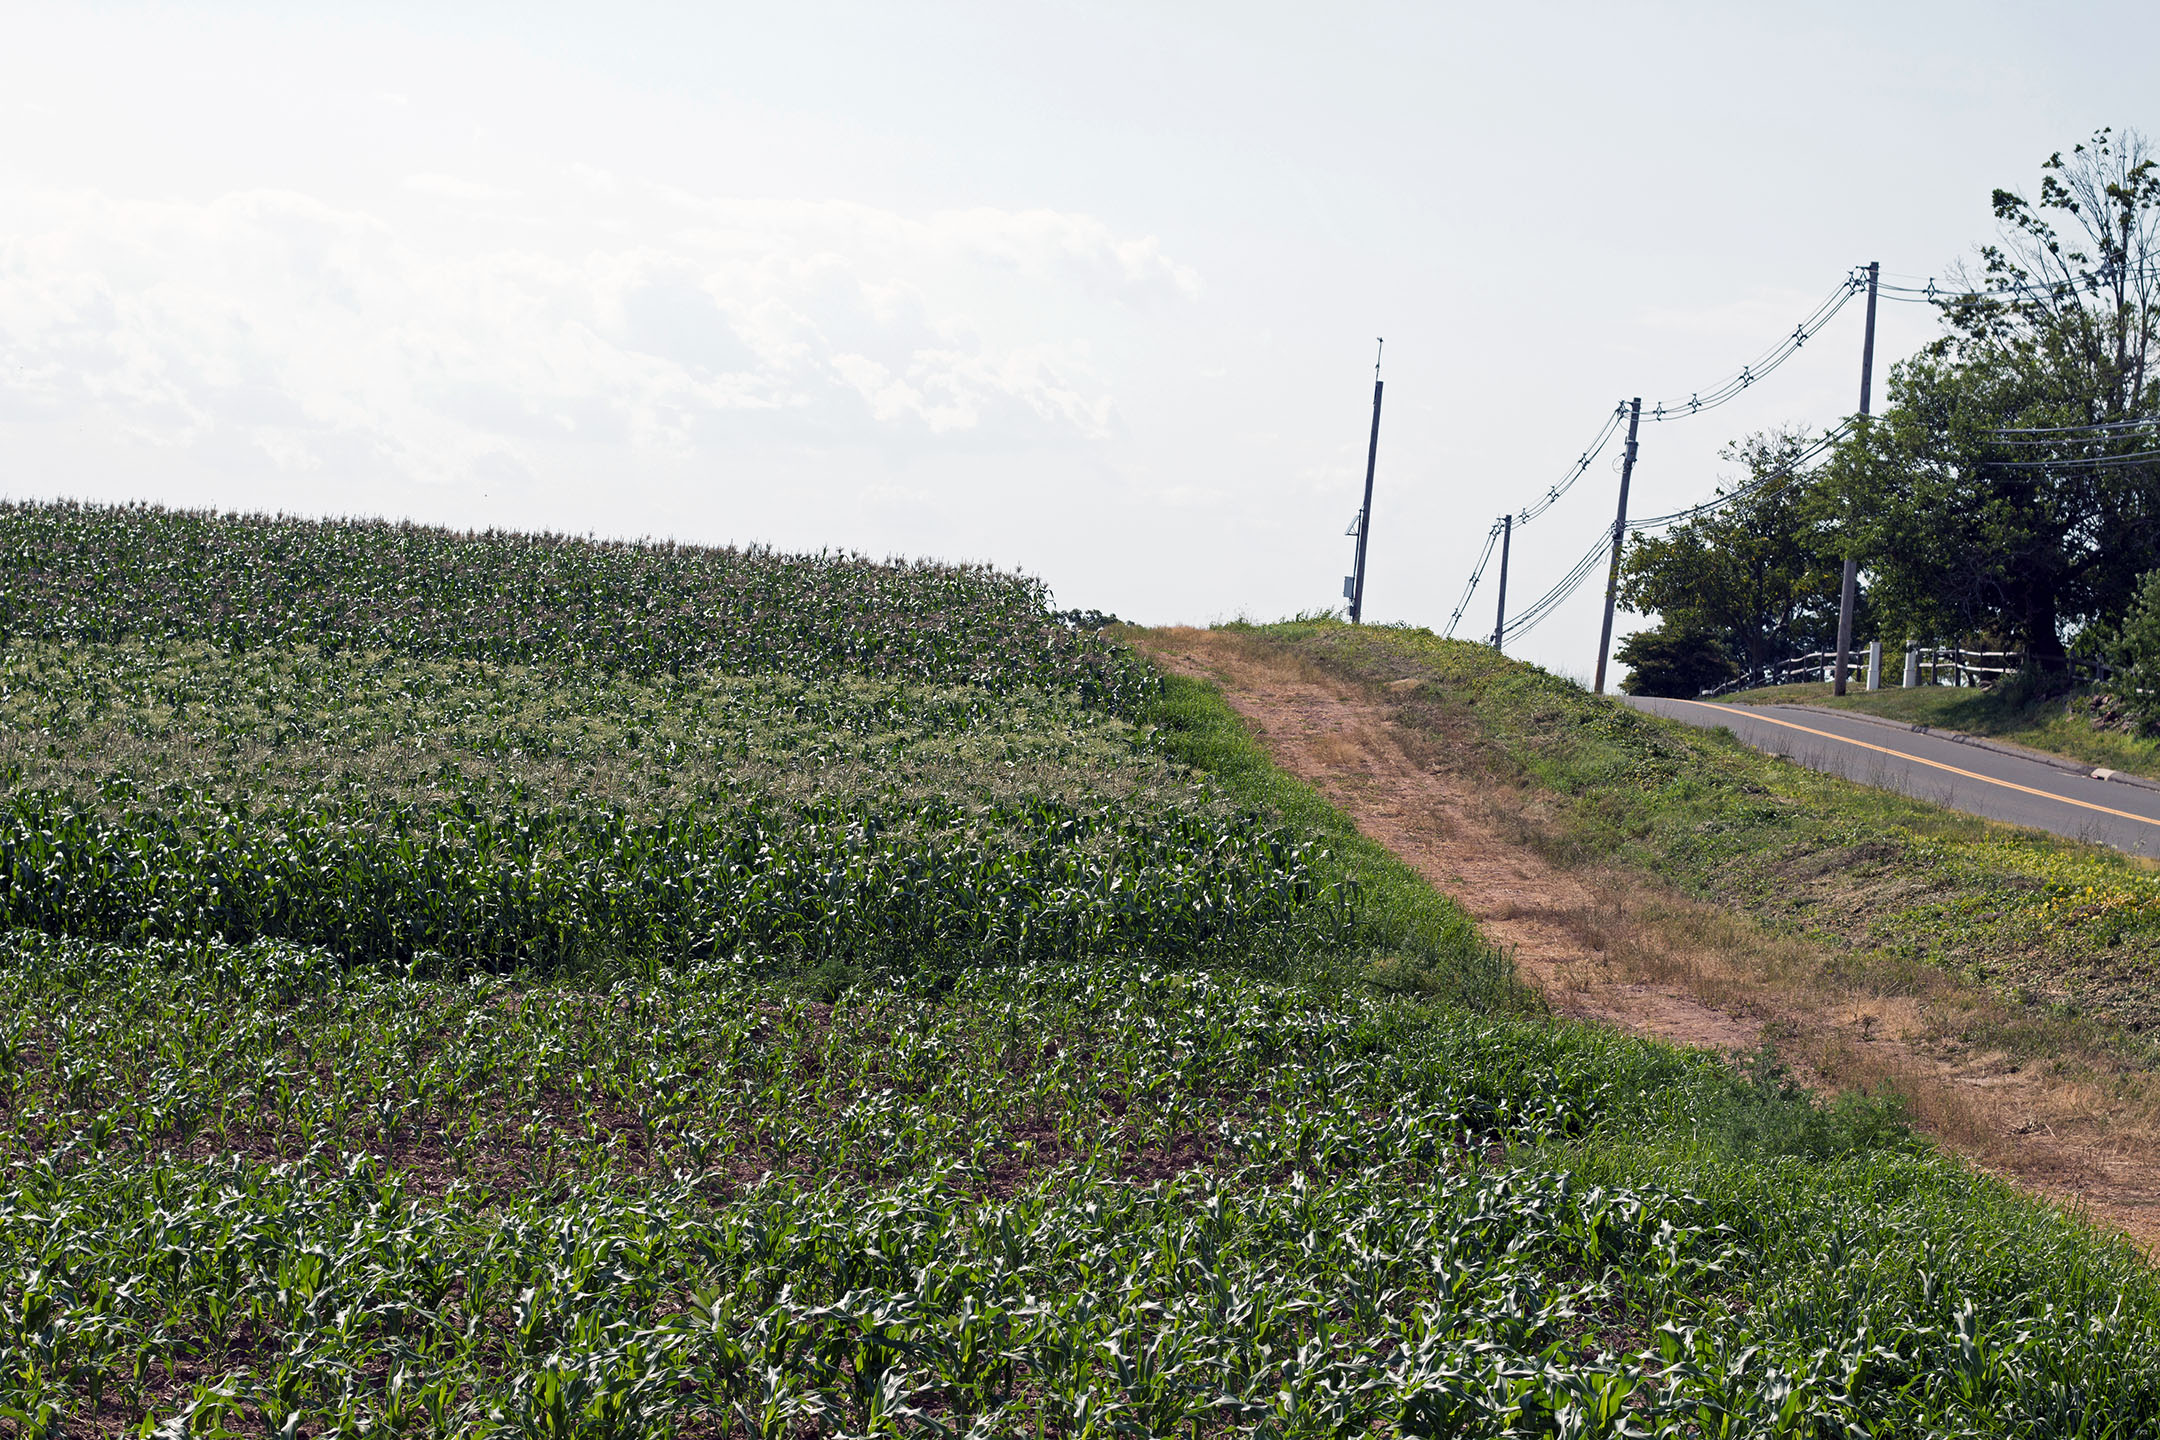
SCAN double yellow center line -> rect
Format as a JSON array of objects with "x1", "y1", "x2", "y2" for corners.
[{"x1": 1668, "y1": 699, "x2": 2160, "y2": 831}]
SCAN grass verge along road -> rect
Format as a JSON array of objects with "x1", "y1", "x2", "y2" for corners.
[{"x1": 1150, "y1": 620, "x2": 2160, "y2": 1249}]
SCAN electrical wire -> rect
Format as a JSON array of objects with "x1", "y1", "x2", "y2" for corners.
[
  {"x1": 1513, "y1": 404, "x2": 1630, "y2": 526},
  {"x1": 1637, "y1": 272, "x2": 1866, "y2": 423},
  {"x1": 1453, "y1": 401, "x2": 1629, "y2": 640},
  {"x1": 1874, "y1": 260, "x2": 2160, "y2": 306},
  {"x1": 1499, "y1": 529, "x2": 1612, "y2": 645},
  {"x1": 1993, "y1": 447, "x2": 2160, "y2": 471},
  {"x1": 1442, "y1": 254, "x2": 2156, "y2": 641},
  {"x1": 1984, "y1": 416, "x2": 2160, "y2": 440},
  {"x1": 1442, "y1": 519, "x2": 1505, "y2": 639},
  {"x1": 1873, "y1": 277, "x2": 1976, "y2": 305},
  {"x1": 1987, "y1": 414, "x2": 2160, "y2": 436},
  {"x1": 1625, "y1": 423, "x2": 1851, "y2": 531},
  {"x1": 1954, "y1": 415, "x2": 2160, "y2": 468},
  {"x1": 1472, "y1": 270, "x2": 1867, "y2": 644},
  {"x1": 1496, "y1": 423, "x2": 1851, "y2": 647}
]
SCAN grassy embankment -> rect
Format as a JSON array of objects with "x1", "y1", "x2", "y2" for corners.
[
  {"x1": 1726, "y1": 677, "x2": 2160, "y2": 781},
  {"x1": 3, "y1": 502, "x2": 2159, "y2": 1435},
  {"x1": 1244, "y1": 618, "x2": 2160, "y2": 1072}
]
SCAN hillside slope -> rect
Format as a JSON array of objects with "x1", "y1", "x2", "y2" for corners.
[
  {"x1": 1, "y1": 503, "x2": 2156, "y2": 1435},
  {"x1": 1140, "y1": 624, "x2": 2160, "y2": 1247}
]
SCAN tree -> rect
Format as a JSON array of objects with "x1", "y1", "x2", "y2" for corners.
[
  {"x1": 1616, "y1": 621, "x2": 1738, "y2": 698},
  {"x1": 1958, "y1": 127, "x2": 2159, "y2": 417},
  {"x1": 1618, "y1": 430, "x2": 1848, "y2": 685},
  {"x1": 1832, "y1": 130, "x2": 2160, "y2": 664},
  {"x1": 2098, "y1": 566, "x2": 2160, "y2": 729}
]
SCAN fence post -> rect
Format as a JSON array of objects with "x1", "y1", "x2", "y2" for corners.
[
  {"x1": 1903, "y1": 647, "x2": 1919, "y2": 688},
  {"x1": 1866, "y1": 641, "x2": 1882, "y2": 691}
]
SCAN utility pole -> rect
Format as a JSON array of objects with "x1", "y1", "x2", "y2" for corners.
[
  {"x1": 1833, "y1": 262, "x2": 1880, "y2": 696},
  {"x1": 1491, "y1": 514, "x2": 1512, "y2": 649},
  {"x1": 1592, "y1": 398, "x2": 1642, "y2": 695},
  {"x1": 1348, "y1": 340, "x2": 1385, "y2": 624}
]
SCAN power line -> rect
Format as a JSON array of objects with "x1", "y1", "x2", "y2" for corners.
[
  {"x1": 1458, "y1": 250, "x2": 2160, "y2": 659},
  {"x1": 1450, "y1": 401, "x2": 1627, "y2": 638},
  {"x1": 1499, "y1": 529, "x2": 1611, "y2": 644},
  {"x1": 1995, "y1": 418, "x2": 2160, "y2": 436},
  {"x1": 1450, "y1": 252, "x2": 2148, "y2": 650},
  {"x1": 1497, "y1": 422, "x2": 1850, "y2": 648},
  {"x1": 1871, "y1": 261, "x2": 2160, "y2": 307},
  {"x1": 1985, "y1": 415, "x2": 2160, "y2": 440},
  {"x1": 1624, "y1": 423, "x2": 1851, "y2": 531},
  {"x1": 1504, "y1": 265, "x2": 1868, "y2": 530},
  {"x1": 1872, "y1": 277, "x2": 1975, "y2": 305},
  {"x1": 1994, "y1": 447, "x2": 2160, "y2": 471},
  {"x1": 1514, "y1": 404, "x2": 1629, "y2": 526},
  {"x1": 1442, "y1": 520, "x2": 1505, "y2": 638},
  {"x1": 1636, "y1": 273, "x2": 1866, "y2": 423},
  {"x1": 1473, "y1": 268, "x2": 1871, "y2": 648}
]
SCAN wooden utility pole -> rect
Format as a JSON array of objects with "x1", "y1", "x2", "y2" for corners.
[
  {"x1": 1349, "y1": 341, "x2": 1384, "y2": 624},
  {"x1": 1491, "y1": 514, "x2": 1512, "y2": 649},
  {"x1": 1592, "y1": 398, "x2": 1642, "y2": 695},
  {"x1": 1833, "y1": 263, "x2": 1880, "y2": 695}
]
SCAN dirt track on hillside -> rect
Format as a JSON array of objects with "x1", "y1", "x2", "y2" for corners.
[{"x1": 1140, "y1": 626, "x2": 2160, "y2": 1252}]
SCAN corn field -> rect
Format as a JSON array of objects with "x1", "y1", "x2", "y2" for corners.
[
  {"x1": 0, "y1": 503, "x2": 1157, "y2": 714},
  {"x1": 2, "y1": 502, "x2": 2157, "y2": 1436}
]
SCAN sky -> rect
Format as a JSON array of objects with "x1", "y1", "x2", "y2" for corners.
[{"x1": 3, "y1": 1, "x2": 2153, "y2": 681}]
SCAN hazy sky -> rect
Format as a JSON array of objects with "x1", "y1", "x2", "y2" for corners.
[{"x1": 3, "y1": 2, "x2": 2153, "y2": 679}]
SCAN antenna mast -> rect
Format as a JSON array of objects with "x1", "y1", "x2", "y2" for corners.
[{"x1": 1347, "y1": 339, "x2": 1385, "y2": 624}]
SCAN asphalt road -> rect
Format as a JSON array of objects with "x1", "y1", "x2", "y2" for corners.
[{"x1": 1624, "y1": 696, "x2": 2160, "y2": 856}]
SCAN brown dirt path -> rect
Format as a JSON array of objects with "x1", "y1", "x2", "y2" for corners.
[{"x1": 1141, "y1": 626, "x2": 2160, "y2": 1251}]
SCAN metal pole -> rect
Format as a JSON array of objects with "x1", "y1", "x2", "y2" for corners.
[
  {"x1": 1592, "y1": 397, "x2": 1642, "y2": 695},
  {"x1": 1833, "y1": 262, "x2": 1879, "y2": 696},
  {"x1": 1349, "y1": 341, "x2": 1385, "y2": 624},
  {"x1": 1491, "y1": 514, "x2": 1512, "y2": 649}
]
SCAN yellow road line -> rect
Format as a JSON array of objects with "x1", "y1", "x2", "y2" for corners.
[{"x1": 1667, "y1": 699, "x2": 2160, "y2": 830}]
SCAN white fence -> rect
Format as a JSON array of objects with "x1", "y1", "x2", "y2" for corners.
[
  {"x1": 1903, "y1": 648, "x2": 2111, "y2": 688},
  {"x1": 1701, "y1": 646, "x2": 2110, "y2": 697}
]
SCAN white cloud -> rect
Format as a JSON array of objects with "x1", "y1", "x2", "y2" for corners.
[{"x1": 0, "y1": 181, "x2": 1195, "y2": 489}]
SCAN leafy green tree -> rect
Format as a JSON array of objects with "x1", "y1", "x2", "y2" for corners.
[
  {"x1": 1831, "y1": 129, "x2": 2160, "y2": 664},
  {"x1": 2097, "y1": 566, "x2": 2160, "y2": 728},
  {"x1": 1618, "y1": 431, "x2": 1848, "y2": 685},
  {"x1": 1615, "y1": 620, "x2": 1738, "y2": 698}
]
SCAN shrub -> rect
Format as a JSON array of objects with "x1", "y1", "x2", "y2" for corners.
[
  {"x1": 2099, "y1": 566, "x2": 2160, "y2": 731},
  {"x1": 1617, "y1": 620, "x2": 1739, "y2": 697}
]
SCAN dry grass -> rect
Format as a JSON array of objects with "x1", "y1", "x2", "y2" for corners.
[{"x1": 1452, "y1": 736, "x2": 2160, "y2": 1227}]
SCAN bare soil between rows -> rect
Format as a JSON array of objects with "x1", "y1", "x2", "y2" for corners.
[{"x1": 1141, "y1": 627, "x2": 2160, "y2": 1253}]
